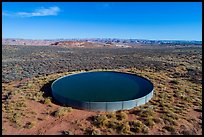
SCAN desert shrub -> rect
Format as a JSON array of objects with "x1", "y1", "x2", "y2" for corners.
[
  {"x1": 62, "y1": 130, "x2": 74, "y2": 135},
  {"x1": 91, "y1": 128, "x2": 101, "y2": 135},
  {"x1": 54, "y1": 107, "x2": 72, "y2": 117},
  {"x1": 139, "y1": 108, "x2": 154, "y2": 117},
  {"x1": 157, "y1": 83, "x2": 165, "y2": 88},
  {"x1": 12, "y1": 90, "x2": 18, "y2": 96},
  {"x1": 33, "y1": 91, "x2": 44, "y2": 102},
  {"x1": 116, "y1": 111, "x2": 128, "y2": 120},
  {"x1": 170, "y1": 80, "x2": 179, "y2": 84},
  {"x1": 194, "y1": 107, "x2": 202, "y2": 112},
  {"x1": 93, "y1": 115, "x2": 109, "y2": 127},
  {"x1": 163, "y1": 125, "x2": 175, "y2": 132},
  {"x1": 166, "y1": 111, "x2": 179, "y2": 120},
  {"x1": 119, "y1": 122, "x2": 131, "y2": 134},
  {"x1": 173, "y1": 106, "x2": 182, "y2": 113},
  {"x1": 153, "y1": 117, "x2": 162, "y2": 124},
  {"x1": 15, "y1": 100, "x2": 26, "y2": 108},
  {"x1": 30, "y1": 111, "x2": 37, "y2": 115},
  {"x1": 25, "y1": 121, "x2": 36, "y2": 129},
  {"x1": 180, "y1": 95, "x2": 191, "y2": 102},
  {"x1": 149, "y1": 100, "x2": 157, "y2": 105},
  {"x1": 142, "y1": 125, "x2": 149, "y2": 134},
  {"x1": 85, "y1": 128, "x2": 101, "y2": 135},
  {"x1": 159, "y1": 92, "x2": 168, "y2": 99},
  {"x1": 180, "y1": 130, "x2": 196, "y2": 135},
  {"x1": 174, "y1": 92, "x2": 186, "y2": 100},
  {"x1": 2, "y1": 104, "x2": 6, "y2": 112},
  {"x1": 129, "y1": 120, "x2": 144, "y2": 133},
  {"x1": 107, "y1": 119, "x2": 118, "y2": 129},
  {"x1": 8, "y1": 112, "x2": 22, "y2": 127},
  {"x1": 161, "y1": 106, "x2": 172, "y2": 113},
  {"x1": 158, "y1": 99, "x2": 166, "y2": 108},
  {"x1": 144, "y1": 116, "x2": 155, "y2": 127},
  {"x1": 162, "y1": 114, "x2": 178, "y2": 126},
  {"x1": 25, "y1": 92, "x2": 34, "y2": 100},
  {"x1": 106, "y1": 112, "x2": 116, "y2": 119},
  {"x1": 192, "y1": 99, "x2": 202, "y2": 106},
  {"x1": 9, "y1": 112, "x2": 20, "y2": 123},
  {"x1": 43, "y1": 97, "x2": 52, "y2": 104},
  {"x1": 27, "y1": 83, "x2": 33, "y2": 88}
]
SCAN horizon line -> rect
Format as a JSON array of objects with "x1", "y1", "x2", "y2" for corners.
[{"x1": 2, "y1": 37, "x2": 202, "y2": 42}]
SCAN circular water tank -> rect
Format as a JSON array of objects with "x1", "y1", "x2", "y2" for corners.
[{"x1": 51, "y1": 71, "x2": 154, "y2": 111}]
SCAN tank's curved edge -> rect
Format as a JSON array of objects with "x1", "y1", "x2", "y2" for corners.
[
  {"x1": 51, "y1": 70, "x2": 154, "y2": 97},
  {"x1": 51, "y1": 70, "x2": 154, "y2": 112},
  {"x1": 52, "y1": 88, "x2": 154, "y2": 112}
]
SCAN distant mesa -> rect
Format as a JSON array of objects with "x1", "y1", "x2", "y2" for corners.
[
  {"x1": 50, "y1": 40, "x2": 117, "y2": 48},
  {"x1": 51, "y1": 41, "x2": 91, "y2": 47}
]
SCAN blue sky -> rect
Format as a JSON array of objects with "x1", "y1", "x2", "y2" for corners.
[{"x1": 2, "y1": 2, "x2": 202, "y2": 41}]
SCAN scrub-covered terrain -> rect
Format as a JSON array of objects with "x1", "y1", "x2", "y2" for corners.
[{"x1": 2, "y1": 45, "x2": 202, "y2": 135}]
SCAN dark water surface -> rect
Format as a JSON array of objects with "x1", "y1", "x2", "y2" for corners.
[{"x1": 52, "y1": 71, "x2": 153, "y2": 102}]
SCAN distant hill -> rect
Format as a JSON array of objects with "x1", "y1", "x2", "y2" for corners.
[
  {"x1": 50, "y1": 40, "x2": 119, "y2": 48},
  {"x1": 2, "y1": 38, "x2": 202, "y2": 46},
  {"x1": 2, "y1": 38, "x2": 55, "y2": 46}
]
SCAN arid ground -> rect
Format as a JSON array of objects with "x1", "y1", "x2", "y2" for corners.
[{"x1": 2, "y1": 45, "x2": 202, "y2": 135}]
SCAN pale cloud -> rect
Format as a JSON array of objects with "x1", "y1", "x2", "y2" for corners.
[
  {"x1": 2, "y1": 12, "x2": 9, "y2": 16},
  {"x1": 3, "y1": 6, "x2": 60, "y2": 17}
]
